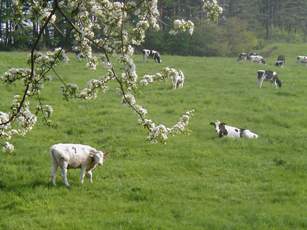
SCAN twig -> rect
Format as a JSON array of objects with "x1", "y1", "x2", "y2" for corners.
[{"x1": 36, "y1": 94, "x2": 50, "y2": 126}]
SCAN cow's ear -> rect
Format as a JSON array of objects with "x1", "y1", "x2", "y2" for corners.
[{"x1": 89, "y1": 150, "x2": 96, "y2": 158}]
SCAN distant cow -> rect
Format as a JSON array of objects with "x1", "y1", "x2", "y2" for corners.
[
  {"x1": 275, "y1": 55, "x2": 285, "y2": 67},
  {"x1": 297, "y1": 56, "x2": 307, "y2": 64},
  {"x1": 237, "y1": 52, "x2": 258, "y2": 61},
  {"x1": 238, "y1": 52, "x2": 265, "y2": 64},
  {"x1": 249, "y1": 54, "x2": 266, "y2": 64},
  {"x1": 142, "y1": 49, "x2": 161, "y2": 63},
  {"x1": 257, "y1": 70, "x2": 282, "y2": 88},
  {"x1": 210, "y1": 120, "x2": 258, "y2": 139},
  {"x1": 237, "y1": 52, "x2": 248, "y2": 61}
]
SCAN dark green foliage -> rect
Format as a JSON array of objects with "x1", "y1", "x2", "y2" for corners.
[
  {"x1": 144, "y1": 18, "x2": 258, "y2": 56},
  {"x1": 1, "y1": 0, "x2": 307, "y2": 54}
]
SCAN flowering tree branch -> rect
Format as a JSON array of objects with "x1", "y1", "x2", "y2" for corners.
[{"x1": 0, "y1": 0, "x2": 222, "y2": 153}]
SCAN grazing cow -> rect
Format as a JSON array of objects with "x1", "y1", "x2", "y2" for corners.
[
  {"x1": 275, "y1": 55, "x2": 285, "y2": 67},
  {"x1": 50, "y1": 143, "x2": 106, "y2": 187},
  {"x1": 171, "y1": 70, "x2": 184, "y2": 89},
  {"x1": 142, "y1": 49, "x2": 161, "y2": 63},
  {"x1": 297, "y1": 56, "x2": 307, "y2": 64},
  {"x1": 210, "y1": 120, "x2": 258, "y2": 139},
  {"x1": 257, "y1": 70, "x2": 282, "y2": 88}
]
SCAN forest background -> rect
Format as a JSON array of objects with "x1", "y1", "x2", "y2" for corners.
[{"x1": 0, "y1": 0, "x2": 306, "y2": 56}]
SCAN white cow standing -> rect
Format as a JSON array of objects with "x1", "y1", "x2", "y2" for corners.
[
  {"x1": 172, "y1": 70, "x2": 185, "y2": 89},
  {"x1": 50, "y1": 143, "x2": 106, "y2": 187}
]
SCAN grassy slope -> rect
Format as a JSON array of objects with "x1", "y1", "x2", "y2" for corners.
[{"x1": 0, "y1": 44, "x2": 306, "y2": 229}]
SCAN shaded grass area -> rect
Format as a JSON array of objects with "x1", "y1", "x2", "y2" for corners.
[{"x1": 0, "y1": 44, "x2": 307, "y2": 229}]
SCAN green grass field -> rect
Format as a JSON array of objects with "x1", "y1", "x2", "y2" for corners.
[{"x1": 0, "y1": 43, "x2": 307, "y2": 229}]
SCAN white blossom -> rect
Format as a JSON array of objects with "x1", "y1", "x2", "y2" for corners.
[
  {"x1": 170, "y1": 19, "x2": 194, "y2": 35},
  {"x1": 202, "y1": 0, "x2": 223, "y2": 22},
  {"x1": 122, "y1": 93, "x2": 136, "y2": 105},
  {"x1": 0, "y1": 0, "x2": 222, "y2": 149},
  {"x1": 2, "y1": 142, "x2": 14, "y2": 153}
]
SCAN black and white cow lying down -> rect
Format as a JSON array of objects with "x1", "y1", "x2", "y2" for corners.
[
  {"x1": 237, "y1": 52, "x2": 265, "y2": 64},
  {"x1": 142, "y1": 49, "x2": 161, "y2": 63},
  {"x1": 238, "y1": 52, "x2": 257, "y2": 61},
  {"x1": 257, "y1": 70, "x2": 282, "y2": 88},
  {"x1": 210, "y1": 121, "x2": 258, "y2": 139},
  {"x1": 297, "y1": 56, "x2": 307, "y2": 64}
]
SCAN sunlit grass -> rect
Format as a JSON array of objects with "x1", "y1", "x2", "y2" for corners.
[{"x1": 0, "y1": 44, "x2": 306, "y2": 229}]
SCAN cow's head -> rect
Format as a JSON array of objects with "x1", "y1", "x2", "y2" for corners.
[
  {"x1": 276, "y1": 78, "x2": 282, "y2": 88},
  {"x1": 91, "y1": 150, "x2": 105, "y2": 166},
  {"x1": 210, "y1": 120, "x2": 228, "y2": 137},
  {"x1": 155, "y1": 53, "x2": 161, "y2": 63}
]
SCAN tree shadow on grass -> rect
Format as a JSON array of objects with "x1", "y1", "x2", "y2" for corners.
[
  {"x1": 275, "y1": 91, "x2": 297, "y2": 97},
  {"x1": 0, "y1": 179, "x2": 68, "y2": 192}
]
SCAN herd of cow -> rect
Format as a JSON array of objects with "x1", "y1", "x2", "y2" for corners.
[
  {"x1": 237, "y1": 52, "x2": 307, "y2": 89},
  {"x1": 236, "y1": 52, "x2": 284, "y2": 88},
  {"x1": 46, "y1": 48, "x2": 305, "y2": 186}
]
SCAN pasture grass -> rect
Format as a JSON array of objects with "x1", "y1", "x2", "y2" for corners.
[{"x1": 0, "y1": 43, "x2": 307, "y2": 229}]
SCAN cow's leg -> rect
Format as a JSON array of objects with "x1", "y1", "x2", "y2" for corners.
[
  {"x1": 80, "y1": 166, "x2": 86, "y2": 184},
  {"x1": 86, "y1": 171, "x2": 93, "y2": 183},
  {"x1": 257, "y1": 78, "x2": 262, "y2": 88},
  {"x1": 60, "y1": 160, "x2": 70, "y2": 187},
  {"x1": 51, "y1": 161, "x2": 58, "y2": 186},
  {"x1": 172, "y1": 80, "x2": 176, "y2": 89},
  {"x1": 259, "y1": 78, "x2": 264, "y2": 88}
]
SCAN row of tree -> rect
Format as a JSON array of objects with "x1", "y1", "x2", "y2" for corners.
[{"x1": 0, "y1": 0, "x2": 307, "y2": 56}]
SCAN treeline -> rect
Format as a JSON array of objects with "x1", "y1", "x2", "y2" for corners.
[
  {"x1": 145, "y1": 0, "x2": 307, "y2": 56},
  {"x1": 1, "y1": 0, "x2": 307, "y2": 56}
]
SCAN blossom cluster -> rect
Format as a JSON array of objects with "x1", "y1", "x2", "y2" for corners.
[
  {"x1": 2, "y1": 142, "x2": 14, "y2": 153},
  {"x1": 36, "y1": 104, "x2": 54, "y2": 119},
  {"x1": 1, "y1": 0, "x2": 222, "y2": 152},
  {"x1": 144, "y1": 110, "x2": 194, "y2": 143},
  {"x1": 0, "y1": 68, "x2": 31, "y2": 84},
  {"x1": 169, "y1": 19, "x2": 195, "y2": 35},
  {"x1": 61, "y1": 74, "x2": 114, "y2": 100},
  {"x1": 202, "y1": 0, "x2": 223, "y2": 22},
  {"x1": 78, "y1": 76, "x2": 113, "y2": 100},
  {"x1": 31, "y1": 48, "x2": 69, "y2": 71},
  {"x1": 1, "y1": 96, "x2": 37, "y2": 153},
  {"x1": 140, "y1": 67, "x2": 182, "y2": 87}
]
